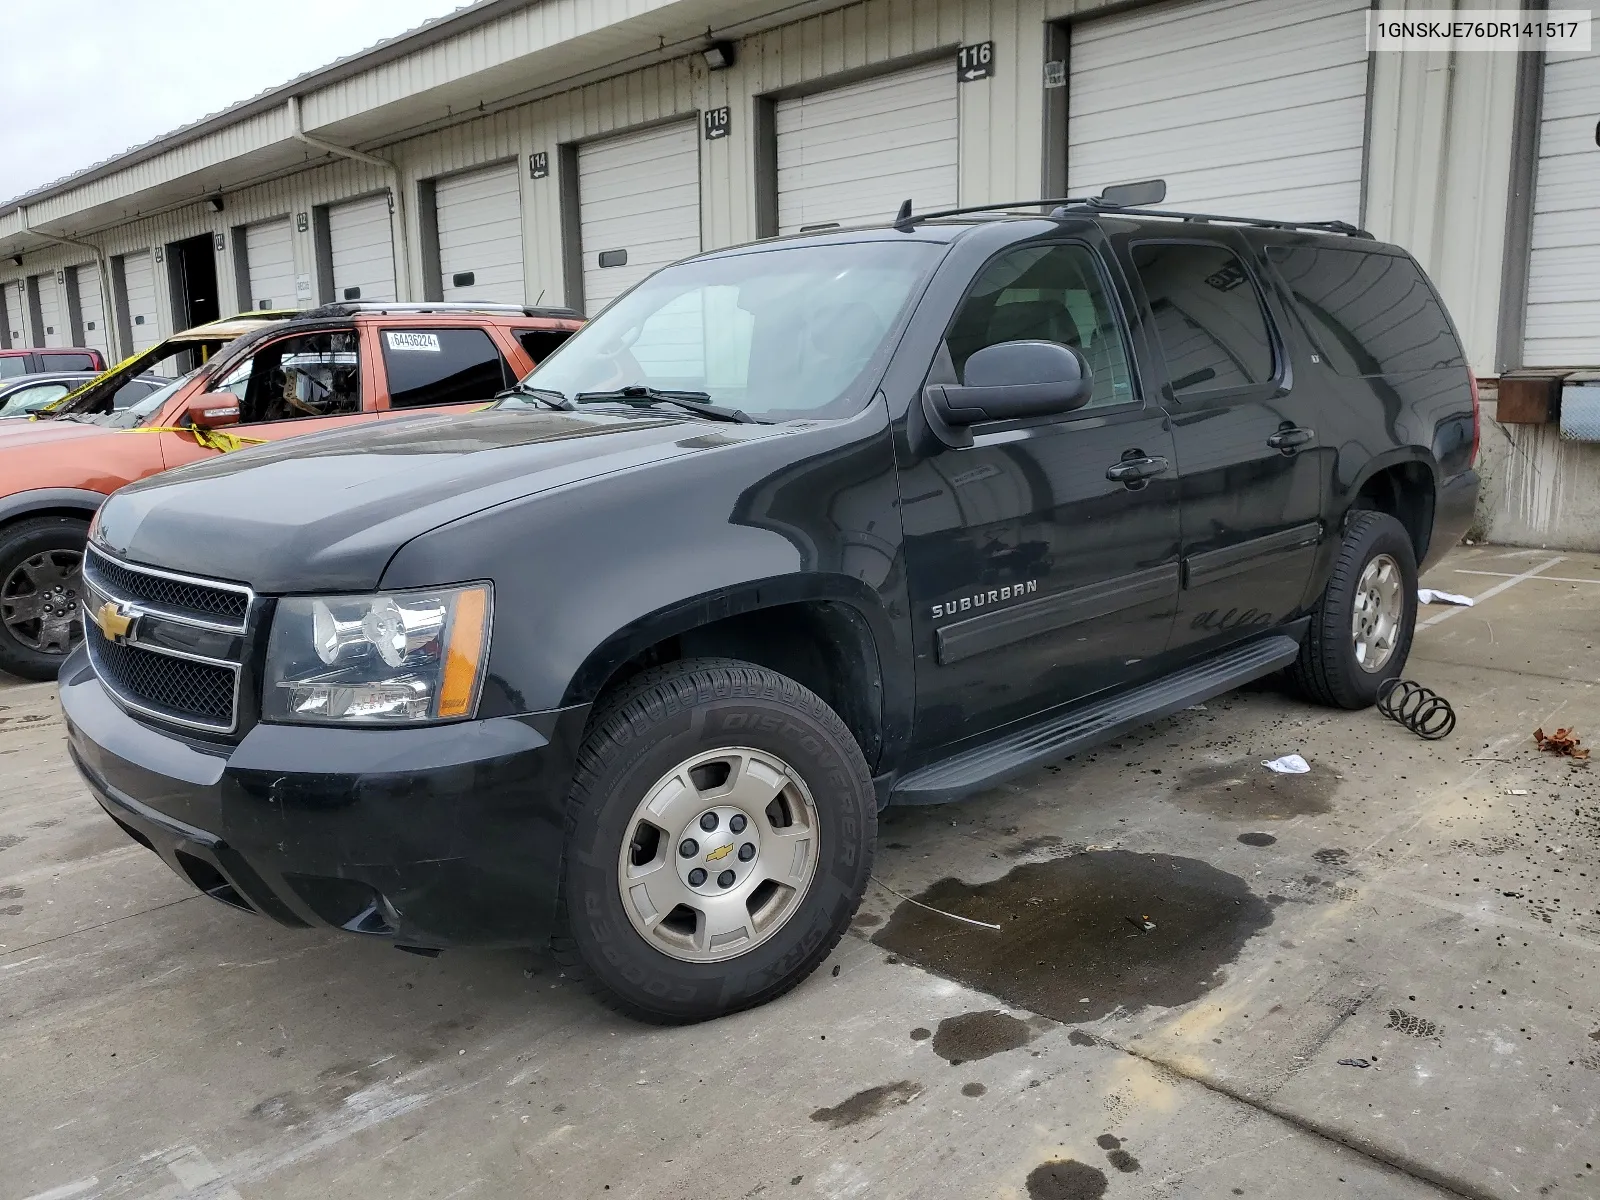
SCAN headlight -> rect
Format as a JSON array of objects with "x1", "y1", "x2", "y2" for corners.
[{"x1": 263, "y1": 584, "x2": 492, "y2": 724}]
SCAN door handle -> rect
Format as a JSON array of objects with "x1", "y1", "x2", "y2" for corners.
[
  {"x1": 1267, "y1": 427, "x2": 1315, "y2": 452},
  {"x1": 1106, "y1": 455, "x2": 1170, "y2": 484}
]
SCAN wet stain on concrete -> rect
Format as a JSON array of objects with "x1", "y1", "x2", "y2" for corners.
[
  {"x1": 1026, "y1": 1160, "x2": 1108, "y2": 1200},
  {"x1": 960, "y1": 1082, "x2": 987, "y2": 1097},
  {"x1": 1068, "y1": 1030, "x2": 1098, "y2": 1047},
  {"x1": 1237, "y1": 832, "x2": 1277, "y2": 847},
  {"x1": 1173, "y1": 759, "x2": 1340, "y2": 819},
  {"x1": 930, "y1": 1009, "x2": 1034, "y2": 1065},
  {"x1": 1096, "y1": 1134, "x2": 1120, "y2": 1150},
  {"x1": 1387, "y1": 1008, "x2": 1441, "y2": 1040},
  {"x1": 1312, "y1": 848, "x2": 1350, "y2": 867},
  {"x1": 809, "y1": 1080, "x2": 922, "y2": 1129},
  {"x1": 851, "y1": 912, "x2": 882, "y2": 930},
  {"x1": 0, "y1": 833, "x2": 24, "y2": 851},
  {"x1": 1010, "y1": 835, "x2": 1066, "y2": 857},
  {"x1": 30, "y1": 819, "x2": 61, "y2": 829},
  {"x1": 874, "y1": 852, "x2": 1274, "y2": 1022},
  {"x1": 909, "y1": 1027, "x2": 931, "y2": 1041},
  {"x1": 1106, "y1": 1149, "x2": 1140, "y2": 1173}
]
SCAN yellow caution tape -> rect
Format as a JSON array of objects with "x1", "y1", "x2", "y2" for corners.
[{"x1": 126, "y1": 426, "x2": 269, "y2": 454}]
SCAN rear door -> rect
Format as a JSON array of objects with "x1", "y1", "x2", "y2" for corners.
[
  {"x1": 374, "y1": 324, "x2": 515, "y2": 416},
  {"x1": 1124, "y1": 235, "x2": 1325, "y2": 658},
  {"x1": 159, "y1": 329, "x2": 375, "y2": 469}
]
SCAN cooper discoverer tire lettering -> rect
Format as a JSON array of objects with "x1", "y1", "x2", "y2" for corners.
[{"x1": 558, "y1": 658, "x2": 874, "y2": 1024}]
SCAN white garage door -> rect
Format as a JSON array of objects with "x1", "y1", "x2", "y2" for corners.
[
  {"x1": 34, "y1": 273, "x2": 64, "y2": 346},
  {"x1": 1068, "y1": 0, "x2": 1369, "y2": 223},
  {"x1": 776, "y1": 60, "x2": 959, "y2": 234},
  {"x1": 4, "y1": 280, "x2": 26, "y2": 346},
  {"x1": 245, "y1": 218, "x2": 297, "y2": 311},
  {"x1": 1523, "y1": 47, "x2": 1600, "y2": 367},
  {"x1": 328, "y1": 193, "x2": 397, "y2": 304},
  {"x1": 577, "y1": 121, "x2": 701, "y2": 315},
  {"x1": 72, "y1": 264, "x2": 110, "y2": 359},
  {"x1": 121, "y1": 250, "x2": 160, "y2": 357},
  {"x1": 435, "y1": 163, "x2": 524, "y2": 304}
]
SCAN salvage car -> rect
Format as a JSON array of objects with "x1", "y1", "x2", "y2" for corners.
[
  {"x1": 0, "y1": 371, "x2": 166, "y2": 419},
  {"x1": 0, "y1": 345, "x2": 107, "y2": 377},
  {"x1": 0, "y1": 303, "x2": 579, "y2": 678},
  {"x1": 63, "y1": 188, "x2": 1478, "y2": 1023}
]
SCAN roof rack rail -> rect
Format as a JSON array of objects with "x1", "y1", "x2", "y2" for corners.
[
  {"x1": 304, "y1": 301, "x2": 582, "y2": 319},
  {"x1": 893, "y1": 191, "x2": 1372, "y2": 239}
]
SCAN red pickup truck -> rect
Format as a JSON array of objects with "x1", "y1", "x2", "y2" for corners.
[{"x1": 0, "y1": 302, "x2": 580, "y2": 679}]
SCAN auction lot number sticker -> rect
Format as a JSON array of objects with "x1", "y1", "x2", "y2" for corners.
[{"x1": 386, "y1": 331, "x2": 441, "y2": 352}]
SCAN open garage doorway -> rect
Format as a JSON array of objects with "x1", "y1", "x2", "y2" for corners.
[{"x1": 166, "y1": 233, "x2": 221, "y2": 371}]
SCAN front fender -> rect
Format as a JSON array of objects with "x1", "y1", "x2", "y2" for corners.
[
  {"x1": 378, "y1": 408, "x2": 911, "y2": 728},
  {"x1": 0, "y1": 487, "x2": 107, "y2": 525}
]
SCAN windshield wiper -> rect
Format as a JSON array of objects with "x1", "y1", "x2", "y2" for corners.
[
  {"x1": 495, "y1": 381, "x2": 575, "y2": 411},
  {"x1": 574, "y1": 385, "x2": 760, "y2": 424}
]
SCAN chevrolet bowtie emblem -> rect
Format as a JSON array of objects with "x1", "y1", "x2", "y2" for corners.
[
  {"x1": 92, "y1": 599, "x2": 137, "y2": 644},
  {"x1": 705, "y1": 842, "x2": 735, "y2": 863}
]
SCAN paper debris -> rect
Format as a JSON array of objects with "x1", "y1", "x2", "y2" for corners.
[
  {"x1": 1418, "y1": 589, "x2": 1474, "y2": 606},
  {"x1": 1261, "y1": 754, "x2": 1311, "y2": 775}
]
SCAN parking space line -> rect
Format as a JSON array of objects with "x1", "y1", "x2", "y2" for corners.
[
  {"x1": 1420, "y1": 555, "x2": 1564, "y2": 628},
  {"x1": 21, "y1": 1179, "x2": 99, "y2": 1200},
  {"x1": 1451, "y1": 569, "x2": 1600, "y2": 586}
]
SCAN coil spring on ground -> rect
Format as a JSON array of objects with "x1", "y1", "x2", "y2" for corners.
[{"x1": 1376, "y1": 678, "x2": 1456, "y2": 740}]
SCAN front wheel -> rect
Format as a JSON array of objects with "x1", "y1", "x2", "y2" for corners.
[
  {"x1": 559, "y1": 659, "x2": 874, "y2": 1023},
  {"x1": 1288, "y1": 510, "x2": 1418, "y2": 709},
  {"x1": 0, "y1": 516, "x2": 89, "y2": 681}
]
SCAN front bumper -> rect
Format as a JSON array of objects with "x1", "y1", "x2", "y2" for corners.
[{"x1": 60, "y1": 648, "x2": 589, "y2": 948}]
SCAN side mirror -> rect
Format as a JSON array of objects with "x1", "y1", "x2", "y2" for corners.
[
  {"x1": 183, "y1": 392, "x2": 242, "y2": 429},
  {"x1": 922, "y1": 340, "x2": 1093, "y2": 447}
]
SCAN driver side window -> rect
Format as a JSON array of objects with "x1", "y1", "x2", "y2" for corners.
[
  {"x1": 215, "y1": 331, "x2": 361, "y2": 424},
  {"x1": 945, "y1": 244, "x2": 1134, "y2": 410}
]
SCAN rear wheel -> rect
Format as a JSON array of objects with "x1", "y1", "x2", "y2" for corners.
[
  {"x1": 1288, "y1": 510, "x2": 1418, "y2": 709},
  {"x1": 0, "y1": 517, "x2": 88, "y2": 681},
  {"x1": 559, "y1": 658, "x2": 874, "y2": 1023}
]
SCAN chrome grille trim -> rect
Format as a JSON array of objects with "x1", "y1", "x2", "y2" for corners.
[
  {"x1": 84, "y1": 545, "x2": 254, "y2": 633},
  {"x1": 83, "y1": 577, "x2": 243, "y2": 639},
  {"x1": 84, "y1": 623, "x2": 242, "y2": 734}
]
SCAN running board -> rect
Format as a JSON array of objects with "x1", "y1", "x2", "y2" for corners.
[{"x1": 890, "y1": 634, "x2": 1301, "y2": 805}]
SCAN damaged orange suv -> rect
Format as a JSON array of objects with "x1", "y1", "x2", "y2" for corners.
[{"x1": 0, "y1": 302, "x2": 580, "y2": 680}]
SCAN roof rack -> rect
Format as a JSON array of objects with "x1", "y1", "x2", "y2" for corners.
[
  {"x1": 304, "y1": 301, "x2": 582, "y2": 320},
  {"x1": 894, "y1": 179, "x2": 1371, "y2": 239}
]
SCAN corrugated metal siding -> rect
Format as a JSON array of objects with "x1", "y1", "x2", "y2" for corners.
[
  {"x1": 1068, "y1": 0, "x2": 1368, "y2": 222},
  {"x1": 1523, "y1": 46, "x2": 1600, "y2": 368}
]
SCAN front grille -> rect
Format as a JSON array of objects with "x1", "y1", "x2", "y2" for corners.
[
  {"x1": 81, "y1": 545, "x2": 253, "y2": 734},
  {"x1": 87, "y1": 625, "x2": 238, "y2": 728},
  {"x1": 84, "y1": 547, "x2": 249, "y2": 625}
]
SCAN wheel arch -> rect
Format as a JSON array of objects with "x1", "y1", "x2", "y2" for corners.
[
  {"x1": 0, "y1": 488, "x2": 104, "y2": 531},
  {"x1": 562, "y1": 574, "x2": 891, "y2": 771},
  {"x1": 1338, "y1": 450, "x2": 1437, "y2": 565}
]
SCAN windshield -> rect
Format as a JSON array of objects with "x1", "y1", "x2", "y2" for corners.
[
  {"x1": 508, "y1": 241, "x2": 941, "y2": 420},
  {"x1": 113, "y1": 371, "x2": 198, "y2": 427}
]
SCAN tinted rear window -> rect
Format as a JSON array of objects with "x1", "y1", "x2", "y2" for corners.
[
  {"x1": 381, "y1": 328, "x2": 512, "y2": 409},
  {"x1": 1131, "y1": 242, "x2": 1276, "y2": 395},
  {"x1": 1268, "y1": 245, "x2": 1463, "y2": 375},
  {"x1": 43, "y1": 352, "x2": 96, "y2": 372}
]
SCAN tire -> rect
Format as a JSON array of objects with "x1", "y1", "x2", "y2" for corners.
[
  {"x1": 558, "y1": 658, "x2": 875, "y2": 1024},
  {"x1": 0, "y1": 516, "x2": 89, "y2": 682},
  {"x1": 1288, "y1": 510, "x2": 1418, "y2": 709}
]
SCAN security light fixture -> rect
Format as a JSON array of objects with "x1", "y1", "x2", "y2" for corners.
[
  {"x1": 209, "y1": 195, "x2": 225, "y2": 213},
  {"x1": 702, "y1": 40, "x2": 735, "y2": 70}
]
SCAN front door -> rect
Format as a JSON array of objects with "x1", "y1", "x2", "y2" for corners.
[
  {"x1": 1125, "y1": 237, "x2": 1325, "y2": 658},
  {"x1": 158, "y1": 329, "x2": 374, "y2": 469},
  {"x1": 898, "y1": 238, "x2": 1181, "y2": 750}
]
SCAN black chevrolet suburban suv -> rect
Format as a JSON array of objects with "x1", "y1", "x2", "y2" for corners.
[{"x1": 61, "y1": 189, "x2": 1479, "y2": 1023}]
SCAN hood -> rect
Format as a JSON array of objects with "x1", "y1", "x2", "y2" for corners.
[
  {"x1": 0, "y1": 417, "x2": 121, "y2": 445},
  {"x1": 94, "y1": 408, "x2": 788, "y2": 592}
]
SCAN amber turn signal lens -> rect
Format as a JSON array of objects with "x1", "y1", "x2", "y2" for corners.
[{"x1": 437, "y1": 586, "x2": 490, "y2": 718}]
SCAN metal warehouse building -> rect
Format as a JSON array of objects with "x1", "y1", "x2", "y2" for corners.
[{"x1": 0, "y1": 0, "x2": 1595, "y2": 543}]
